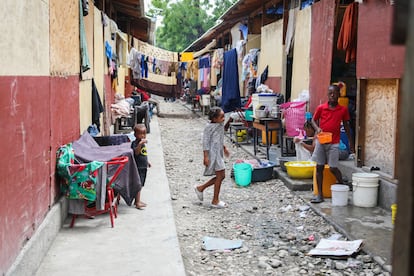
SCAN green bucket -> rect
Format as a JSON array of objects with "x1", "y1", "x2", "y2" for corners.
[
  {"x1": 245, "y1": 110, "x2": 254, "y2": 121},
  {"x1": 233, "y1": 163, "x2": 253, "y2": 187}
]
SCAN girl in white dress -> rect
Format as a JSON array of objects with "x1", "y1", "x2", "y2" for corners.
[{"x1": 194, "y1": 107, "x2": 230, "y2": 208}]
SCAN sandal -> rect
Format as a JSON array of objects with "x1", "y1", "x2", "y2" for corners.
[
  {"x1": 310, "y1": 196, "x2": 324, "y2": 204},
  {"x1": 194, "y1": 186, "x2": 203, "y2": 201},
  {"x1": 211, "y1": 201, "x2": 228, "y2": 208}
]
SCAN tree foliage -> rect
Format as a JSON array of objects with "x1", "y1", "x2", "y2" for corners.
[{"x1": 148, "y1": 0, "x2": 237, "y2": 52}]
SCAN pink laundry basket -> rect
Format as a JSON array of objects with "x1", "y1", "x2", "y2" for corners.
[{"x1": 281, "y1": 101, "x2": 307, "y2": 137}]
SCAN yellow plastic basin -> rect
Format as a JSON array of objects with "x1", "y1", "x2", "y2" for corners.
[{"x1": 285, "y1": 161, "x2": 316, "y2": 179}]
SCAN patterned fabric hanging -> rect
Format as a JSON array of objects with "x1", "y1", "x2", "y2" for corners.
[{"x1": 56, "y1": 143, "x2": 104, "y2": 201}]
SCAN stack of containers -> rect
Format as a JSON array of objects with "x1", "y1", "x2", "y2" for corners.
[{"x1": 252, "y1": 93, "x2": 279, "y2": 118}]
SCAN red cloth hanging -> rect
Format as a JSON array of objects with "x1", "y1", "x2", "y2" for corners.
[{"x1": 337, "y1": 3, "x2": 358, "y2": 63}]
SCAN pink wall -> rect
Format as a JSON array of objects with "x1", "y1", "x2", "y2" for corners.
[
  {"x1": 309, "y1": 0, "x2": 336, "y2": 112},
  {"x1": 264, "y1": 77, "x2": 282, "y2": 93},
  {"x1": 357, "y1": 1, "x2": 405, "y2": 79},
  {"x1": 0, "y1": 76, "x2": 79, "y2": 272}
]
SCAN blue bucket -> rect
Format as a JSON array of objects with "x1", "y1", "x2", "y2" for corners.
[{"x1": 233, "y1": 163, "x2": 253, "y2": 187}]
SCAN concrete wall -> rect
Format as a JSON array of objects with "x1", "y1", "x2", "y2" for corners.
[
  {"x1": 79, "y1": 79, "x2": 93, "y2": 133},
  {"x1": 246, "y1": 34, "x2": 261, "y2": 51},
  {"x1": 79, "y1": 3, "x2": 95, "y2": 132},
  {"x1": 308, "y1": 0, "x2": 336, "y2": 112},
  {"x1": 0, "y1": 0, "x2": 80, "y2": 273},
  {"x1": 0, "y1": 1, "x2": 50, "y2": 76},
  {"x1": 258, "y1": 21, "x2": 283, "y2": 79},
  {"x1": 357, "y1": 1, "x2": 405, "y2": 79},
  {"x1": 291, "y1": 7, "x2": 311, "y2": 101},
  {"x1": 356, "y1": 1, "x2": 404, "y2": 179},
  {"x1": 258, "y1": 21, "x2": 283, "y2": 93}
]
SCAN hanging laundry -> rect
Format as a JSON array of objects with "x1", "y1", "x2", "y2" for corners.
[
  {"x1": 141, "y1": 55, "x2": 148, "y2": 78},
  {"x1": 260, "y1": 65, "x2": 269, "y2": 84},
  {"x1": 152, "y1": 58, "x2": 157, "y2": 73},
  {"x1": 79, "y1": 0, "x2": 90, "y2": 73},
  {"x1": 101, "y1": 12, "x2": 109, "y2": 27},
  {"x1": 211, "y1": 48, "x2": 224, "y2": 86},
  {"x1": 91, "y1": 79, "x2": 104, "y2": 132},
  {"x1": 285, "y1": 7, "x2": 298, "y2": 54},
  {"x1": 337, "y1": 3, "x2": 358, "y2": 63},
  {"x1": 127, "y1": 48, "x2": 141, "y2": 79},
  {"x1": 82, "y1": 0, "x2": 89, "y2": 16},
  {"x1": 105, "y1": 41, "x2": 112, "y2": 60},
  {"x1": 239, "y1": 24, "x2": 248, "y2": 40},
  {"x1": 222, "y1": 49, "x2": 241, "y2": 113}
]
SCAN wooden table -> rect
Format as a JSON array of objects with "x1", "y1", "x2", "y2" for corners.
[{"x1": 252, "y1": 117, "x2": 283, "y2": 160}]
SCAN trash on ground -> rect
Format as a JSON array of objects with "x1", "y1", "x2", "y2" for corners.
[
  {"x1": 308, "y1": 239, "x2": 363, "y2": 257},
  {"x1": 280, "y1": 205, "x2": 292, "y2": 212},
  {"x1": 202, "y1": 236, "x2": 243, "y2": 251},
  {"x1": 327, "y1": 233, "x2": 342, "y2": 240}
]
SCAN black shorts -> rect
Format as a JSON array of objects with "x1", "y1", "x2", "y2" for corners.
[{"x1": 138, "y1": 168, "x2": 147, "y2": 186}]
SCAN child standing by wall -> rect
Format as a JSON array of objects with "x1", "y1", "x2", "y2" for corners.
[
  {"x1": 194, "y1": 107, "x2": 230, "y2": 208},
  {"x1": 131, "y1": 123, "x2": 151, "y2": 209}
]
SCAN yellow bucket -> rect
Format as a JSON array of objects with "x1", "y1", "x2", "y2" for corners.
[
  {"x1": 391, "y1": 204, "x2": 397, "y2": 225},
  {"x1": 262, "y1": 130, "x2": 277, "y2": 145}
]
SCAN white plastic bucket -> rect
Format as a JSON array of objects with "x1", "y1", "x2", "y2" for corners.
[
  {"x1": 331, "y1": 184, "x2": 349, "y2": 206},
  {"x1": 352, "y1": 173, "x2": 379, "y2": 207}
]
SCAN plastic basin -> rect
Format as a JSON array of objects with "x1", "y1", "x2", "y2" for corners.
[
  {"x1": 278, "y1": 156, "x2": 296, "y2": 172},
  {"x1": 317, "y1": 132, "x2": 332, "y2": 144},
  {"x1": 285, "y1": 161, "x2": 316, "y2": 179}
]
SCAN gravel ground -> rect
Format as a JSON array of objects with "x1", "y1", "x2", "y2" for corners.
[{"x1": 158, "y1": 100, "x2": 389, "y2": 276}]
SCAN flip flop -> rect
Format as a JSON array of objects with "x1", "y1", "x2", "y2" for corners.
[
  {"x1": 310, "y1": 196, "x2": 324, "y2": 204},
  {"x1": 194, "y1": 186, "x2": 203, "y2": 201},
  {"x1": 211, "y1": 201, "x2": 228, "y2": 208}
]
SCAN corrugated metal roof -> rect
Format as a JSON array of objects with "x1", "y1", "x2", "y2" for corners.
[
  {"x1": 184, "y1": 0, "x2": 281, "y2": 52},
  {"x1": 97, "y1": 0, "x2": 154, "y2": 43}
]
